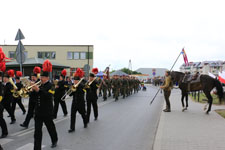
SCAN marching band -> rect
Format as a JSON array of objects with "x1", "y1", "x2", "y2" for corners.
[{"x1": 0, "y1": 49, "x2": 141, "y2": 150}]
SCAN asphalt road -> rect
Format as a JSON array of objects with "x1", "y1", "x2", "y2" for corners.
[{"x1": 0, "y1": 85, "x2": 164, "y2": 150}]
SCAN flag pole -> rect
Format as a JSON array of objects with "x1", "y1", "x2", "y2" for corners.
[{"x1": 150, "y1": 49, "x2": 183, "y2": 105}]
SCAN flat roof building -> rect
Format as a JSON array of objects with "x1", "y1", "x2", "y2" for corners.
[{"x1": 1, "y1": 45, "x2": 94, "y2": 76}]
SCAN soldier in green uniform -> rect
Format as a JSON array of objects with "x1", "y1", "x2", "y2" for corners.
[
  {"x1": 100, "y1": 74, "x2": 108, "y2": 101},
  {"x1": 121, "y1": 75, "x2": 128, "y2": 99},
  {"x1": 107, "y1": 77, "x2": 112, "y2": 97},
  {"x1": 112, "y1": 75, "x2": 121, "y2": 101},
  {"x1": 160, "y1": 71, "x2": 173, "y2": 112}
]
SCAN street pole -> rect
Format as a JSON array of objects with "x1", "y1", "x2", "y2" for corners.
[{"x1": 150, "y1": 50, "x2": 182, "y2": 105}]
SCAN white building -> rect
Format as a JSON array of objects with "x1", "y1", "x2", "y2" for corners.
[{"x1": 180, "y1": 60, "x2": 225, "y2": 75}]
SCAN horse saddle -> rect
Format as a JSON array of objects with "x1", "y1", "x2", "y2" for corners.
[{"x1": 182, "y1": 74, "x2": 201, "y2": 84}]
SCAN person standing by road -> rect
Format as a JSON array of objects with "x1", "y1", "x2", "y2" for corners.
[{"x1": 160, "y1": 71, "x2": 173, "y2": 112}]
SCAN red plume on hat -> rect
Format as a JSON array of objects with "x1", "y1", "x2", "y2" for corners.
[
  {"x1": 0, "y1": 47, "x2": 11, "y2": 62},
  {"x1": 0, "y1": 62, "x2": 6, "y2": 72},
  {"x1": 16, "y1": 71, "x2": 22, "y2": 77},
  {"x1": 74, "y1": 68, "x2": 84, "y2": 78},
  {"x1": 92, "y1": 68, "x2": 99, "y2": 74},
  {"x1": 7, "y1": 69, "x2": 15, "y2": 77},
  {"x1": 33, "y1": 66, "x2": 41, "y2": 74},
  {"x1": 42, "y1": 59, "x2": 52, "y2": 72},
  {"x1": 61, "y1": 69, "x2": 67, "y2": 76}
]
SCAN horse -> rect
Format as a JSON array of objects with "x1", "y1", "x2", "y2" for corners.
[{"x1": 171, "y1": 71, "x2": 223, "y2": 114}]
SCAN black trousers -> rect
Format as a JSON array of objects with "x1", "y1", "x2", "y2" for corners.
[
  {"x1": 23, "y1": 100, "x2": 36, "y2": 126},
  {"x1": 12, "y1": 97, "x2": 26, "y2": 115},
  {"x1": 87, "y1": 98, "x2": 98, "y2": 122},
  {"x1": 164, "y1": 90, "x2": 171, "y2": 110},
  {"x1": 70, "y1": 102, "x2": 87, "y2": 130},
  {"x1": 2, "y1": 102, "x2": 15, "y2": 121},
  {"x1": 34, "y1": 116, "x2": 58, "y2": 150},
  {"x1": 0, "y1": 105, "x2": 8, "y2": 136},
  {"x1": 53, "y1": 97, "x2": 68, "y2": 118}
]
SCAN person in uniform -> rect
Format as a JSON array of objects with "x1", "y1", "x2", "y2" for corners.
[
  {"x1": 86, "y1": 68, "x2": 99, "y2": 123},
  {"x1": 160, "y1": 71, "x2": 173, "y2": 112},
  {"x1": 2, "y1": 70, "x2": 16, "y2": 124},
  {"x1": 0, "y1": 71, "x2": 8, "y2": 138},
  {"x1": 100, "y1": 74, "x2": 108, "y2": 101},
  {"x1": 20, "y1": 67, "x2": 41, "y2": 128},
  {"x1": 68, "y1": 68, "x2": 88, "y2": 133},
  {"x1": 12, "y1": 71, "x2": 26, "y2": 116},
  {"x1": 53, "y1": 69, "x2": 68, "y2": 119},
  {"x1": 121, "y1": 75, "x2": 128, "y2": 99},
  {"x1": 112, "y1": 75, "x2": 121, "y2": 101},
  {"x1": 32, "y1": 60, "x2": 58, "y2": 149}
]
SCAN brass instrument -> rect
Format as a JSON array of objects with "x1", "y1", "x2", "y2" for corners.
[
  {"x1": 85, "y1": 77, "x2": 97, "y2": 89},
  {"x1": 61, "y1": 78, "x2": 84, "y2": 101},
  {"x1": 20, "y1": 80, "x2": 42, "y2": 98},
  {"x1": 9, "y1": 77, "x2": 20, "y2": 98}
]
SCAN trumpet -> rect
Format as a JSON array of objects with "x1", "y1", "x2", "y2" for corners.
[{"x1": 61, "y1": 78, "x2": 84, "y2": 101}]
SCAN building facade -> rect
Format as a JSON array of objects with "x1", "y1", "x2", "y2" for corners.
[
  {"x1": 135, "y1": 68, "x2": 168, "y2": 80},
  {"x1": 180, "y1": 60, "x2": 225, "y2": 75},
  {"x1": 1, "y1": 45, "x2": 94, "y2": 76}
]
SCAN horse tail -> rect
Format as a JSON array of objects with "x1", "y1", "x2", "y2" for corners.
[{"x1": 214, "y1": 79, "x2": 224, "y2": 102}]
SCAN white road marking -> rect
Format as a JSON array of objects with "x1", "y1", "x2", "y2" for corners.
[
  {"x1": 0, "y1": 138, "x2": 14, "y2": 145},
  {"x1": 16, "y1": 143, "x2": 45, "y2": 150}
]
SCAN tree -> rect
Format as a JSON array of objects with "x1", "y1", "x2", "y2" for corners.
[{"x1": 120, "y1": 68, "x2": 142, "y2": 75}]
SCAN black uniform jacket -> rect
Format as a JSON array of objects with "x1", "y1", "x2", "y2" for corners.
[
  {"x1": 29, "y1": 79, "x2": 40, "y2": 102},
  {"x1": 70, "y1": 83, "x2": 85, "y2": 105},
  {"x1": 35, "y1": 81, "x2": 54, "y2": 117},
  {"x1": 86, "y1": 80, "x2": 98, "y2": 100},
  {"x1": 2, "y1": 82, "x2": 13, "y2": 105},
  {"x1": 54, "y1": 80, "x2": 66, "y2": 98}
]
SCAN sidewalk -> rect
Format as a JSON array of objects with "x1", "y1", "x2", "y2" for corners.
[{"x1": 153, "y1": 90, "x2": 225, "y2": 150}]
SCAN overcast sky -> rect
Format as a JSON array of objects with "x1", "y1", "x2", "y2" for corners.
[{"x1": 1, "y1": 0, "x2": 225, "y2": 71}]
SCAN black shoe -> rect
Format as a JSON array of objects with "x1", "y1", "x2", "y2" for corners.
[
  {"x1": 51, "y1": 141, "x2": 57, "y2": 148},
  {"x1": 94, "y1": 117, "x2": 98, "y2": 121},
  {"x1": 0, "y1": 144, "x2": 3, "y2": 150},
  {"x1": 84, "y1": 124, "x2": 87, "y2": 128},
  {"x1": 68, "y1": 129, "x2": 75, "y2": 133},
  {"x1": 23, "y1": 111, "x2": 26, "y2": 115},
  {"x1": 64, "y1": 113, "x2": 68, "y2": 117},
  {"x1": 163, "y1": 109, "x2": 171, "y2": 112},
  {"x1": 10, "y1": 120, "x2": 16, "y2": 124},
  {"x1": 20, "y1": 124, "x2": 28, "y2": 128},
  {"x1": 1, "y1": 134, "x2": 8, "y2": 138}
]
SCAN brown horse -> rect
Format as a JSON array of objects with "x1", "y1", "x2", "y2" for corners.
[{"x1": 171, "y1": 71, "x2": 223, "y2": 114}]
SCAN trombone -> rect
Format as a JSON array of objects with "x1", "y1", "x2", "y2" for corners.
[
  {"x1": 61, "y1": 78, "x2": 84, "y2": 101},
  {"x1": 85, "y1": 77, "x2": 97, "y2": 89}
]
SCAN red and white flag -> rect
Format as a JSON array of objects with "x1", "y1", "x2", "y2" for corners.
[
  {"x1": 218, "y1": 72, "x2": 225, "y2": 84},
  {"x1": 181, "y1": 48, "x2": 189, "y2": 66}
]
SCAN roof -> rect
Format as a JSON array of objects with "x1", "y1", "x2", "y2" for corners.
[
  {"x1": 110, "y1": 70, "x2": 128, "y2": 76},
  {"x1": 135, "y1": 68, "x2": 167, "y2": 78},
  {"x1": 6, "y1": 57, "x2": 70, "y2": 68},
  {"x1": 0, "y1": 45, "x2": 93, "y2": 47}
]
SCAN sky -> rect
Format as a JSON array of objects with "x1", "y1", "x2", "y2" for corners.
[{"x1": 0, "y1": 0, "x2": 225, "y2": 71}]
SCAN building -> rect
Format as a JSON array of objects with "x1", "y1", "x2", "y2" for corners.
[
  {"x1": 180, "y1": 60, "x2": 225, "y2": 75},
  {"x1": 135, "y1": 68, "x2": 168, "y2": 80},
  {"x1": 1, "y1": 45, "x2": 94, "y2": 76}
]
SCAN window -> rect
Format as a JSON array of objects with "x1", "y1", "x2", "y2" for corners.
[
  {"x1": 38, "y1": 52, "x2": 56, "y2": 59},
  {"x1": 9, "y1": 51, "x2": 28, "y2": 59},
  {"x1": 67, "y1": 52, "x2": 73, "y2": 60},
  {"x1": 86, "y1": 52, "x2": 93, "y2": 59},
  {"x1": 67, "y1": 51, "x2": 93, "y2": 60},
  {"x1": 9, "y1": 51, "x2": 15, "y2": 58},
  {"x1": 74, "y1": 52, "x2": 79, "y2": 59},
  {"x1": 80, "y1": 52, "x2": 86, "y2": 59}
]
